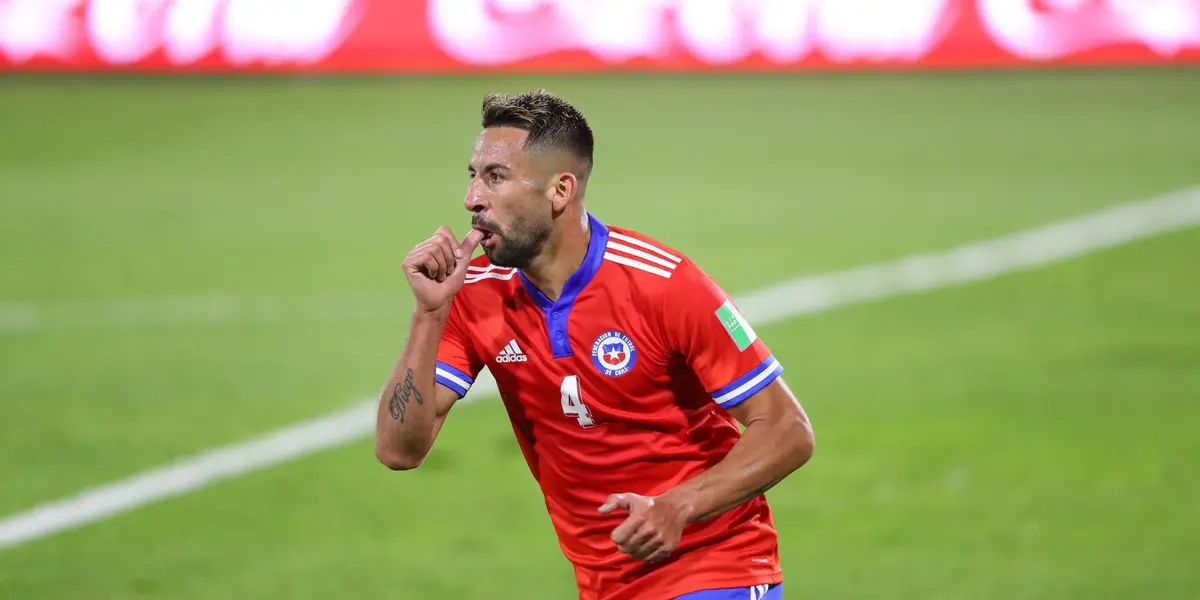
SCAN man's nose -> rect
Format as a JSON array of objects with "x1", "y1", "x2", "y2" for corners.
[{"x1": 464, "y1": 179, "x2": 487, "y2": 212}]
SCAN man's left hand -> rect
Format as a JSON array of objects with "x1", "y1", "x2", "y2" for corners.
[{"x1": 598, "y1": 492, "x2": 691, "y2": 563}]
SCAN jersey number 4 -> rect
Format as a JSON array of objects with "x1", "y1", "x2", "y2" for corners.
[{"x1": 560, "y1": 375, "x2": 597, "y2": 428}]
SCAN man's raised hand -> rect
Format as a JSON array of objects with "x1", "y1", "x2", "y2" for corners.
[{"x1": 403, "y1": 227, "x2": 484, "y2": 314}]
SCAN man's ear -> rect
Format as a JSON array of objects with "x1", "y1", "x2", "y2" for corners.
[{"x1": 548, "y1": 171, "x2": 579, "y2": 213}]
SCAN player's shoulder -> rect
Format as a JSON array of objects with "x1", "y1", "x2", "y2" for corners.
[
  {"x1": 448, "y1": 254, "x2": 516, "y2": 325},
  {"x1": 600, "y1": 224, "x2": 727, "y2": 314},
  {"x1": 601, "y1": 224, "x2": 696, "y2": 283},
  {"x1": 458, "y1": 253, "x2": 518, "y2": 294}
]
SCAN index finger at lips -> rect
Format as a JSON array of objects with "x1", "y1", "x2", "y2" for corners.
[{"x1": 460, "y1": 228, "x2": 485, "y2": 256}]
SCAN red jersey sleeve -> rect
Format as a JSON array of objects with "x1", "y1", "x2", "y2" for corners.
[
  {"x1": 664, "y1": 259, "x2": 783, "y2": 410},
  {"x1": 434, "y1": 298, "x2": 484, "y2": 399}
]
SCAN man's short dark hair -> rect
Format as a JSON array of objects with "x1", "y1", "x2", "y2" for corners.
[{"x1": 481, "y1": 89, "x2": 594, "y2": 175}]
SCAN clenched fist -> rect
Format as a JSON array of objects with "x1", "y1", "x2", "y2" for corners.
[
  {"x1": 404, "y1": 226, "x2": 485, "y2": 314},
  {"x1": 599, "y1": 492, "x2": 690, "y2": 564}
]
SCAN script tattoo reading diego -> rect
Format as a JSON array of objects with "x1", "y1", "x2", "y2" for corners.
[{"x1": 389, "y1": 369, "x2": 424, "y2": 422}]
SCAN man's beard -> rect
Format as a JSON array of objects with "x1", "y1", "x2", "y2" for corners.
[{"x1": 474, "y1": 213, "x2": 551, "y2": 270}]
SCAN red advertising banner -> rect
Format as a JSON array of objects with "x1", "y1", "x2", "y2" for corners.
[{"x1": 2, "y1": 0, "x2": 1199, "y2": 73}]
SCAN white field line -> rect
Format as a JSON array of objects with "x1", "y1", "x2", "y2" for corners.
[{"x1": 1, "y1": 186, "x2": 1198, "y2": 550}]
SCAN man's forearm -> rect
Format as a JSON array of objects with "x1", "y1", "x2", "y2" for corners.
[
  {"x1": 375, "y1": 309, "x2": 448, "y2": 467},
  {"x1": 659, "y1": 419, "x2": 814, "y2": 524}
]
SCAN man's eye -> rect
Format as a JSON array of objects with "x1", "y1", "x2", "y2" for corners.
[{"x1": 489, "y1": 172, "x2": 503, "y2": 183}]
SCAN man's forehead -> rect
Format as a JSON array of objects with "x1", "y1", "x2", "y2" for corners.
[{"x1": 472, "y1": 126, "x2": 529, "y2": 163}]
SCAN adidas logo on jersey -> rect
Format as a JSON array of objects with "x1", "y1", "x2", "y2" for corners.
[{"x1": 495, "y1": 340, "x2": 528, "y2": 363}]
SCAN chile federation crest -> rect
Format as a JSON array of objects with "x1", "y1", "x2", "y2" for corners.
[{"x1": 591, "y1": 330, "x2": 637, "y2": 377}]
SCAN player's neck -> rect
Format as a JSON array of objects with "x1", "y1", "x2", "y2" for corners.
[{"x1": 521, "y1": 211, "x2": 591, "y2": 303}]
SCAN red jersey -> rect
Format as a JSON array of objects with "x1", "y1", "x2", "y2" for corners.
[{"x1": 434, "y1": 213, "x2": 785, "y2": 600}]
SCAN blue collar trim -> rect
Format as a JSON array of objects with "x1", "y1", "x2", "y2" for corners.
[{"x1": 517, "y1": 213, "x2": 608, "y2": 359}]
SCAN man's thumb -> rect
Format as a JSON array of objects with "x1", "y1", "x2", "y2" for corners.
[
  {"x1": 452, "y1": 229, "x2": 485, "y2": 276},
  {"x1": 598, "y1": 493, "x2": 629, "y2": 514},
  {"x1": 460, "y1": 229, "x2": 484, "y2": 258}
]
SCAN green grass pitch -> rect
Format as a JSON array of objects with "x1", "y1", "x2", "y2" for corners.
[{"x1": 1, "y1": 69, "x2": 1198, "y2": 599}]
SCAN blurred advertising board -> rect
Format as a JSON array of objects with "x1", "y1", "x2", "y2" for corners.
[{"x1": 2, "y1": 0, "x2": 1199, "y2": 73}]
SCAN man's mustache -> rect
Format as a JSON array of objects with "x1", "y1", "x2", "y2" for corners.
[{"x1": 471, "y1": 216, "x2": 501, "y2": 234}]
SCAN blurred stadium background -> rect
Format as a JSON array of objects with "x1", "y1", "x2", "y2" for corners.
[{"x1": 2, "y1": 1, "x2": 1199, "y2": 599}]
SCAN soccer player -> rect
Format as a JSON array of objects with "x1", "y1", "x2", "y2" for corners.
[{"x1": 375, "y1": 90, "x2": 815, "y2": 600}]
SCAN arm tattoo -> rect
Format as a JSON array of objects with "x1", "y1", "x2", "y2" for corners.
[{"x1": 389, "y1": 369, "x2": 425, "y2": 422}]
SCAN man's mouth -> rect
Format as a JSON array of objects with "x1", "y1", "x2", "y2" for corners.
[
  {"x1": 472, "y1": 226, "x2": 496, "y2": 247},
  {"x1": 472, "y1": 219, "x2": 499, "y2": 243}
]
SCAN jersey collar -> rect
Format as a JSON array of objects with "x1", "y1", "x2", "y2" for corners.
[{"x1": 517, "y1": 213, "x2": 609, "y2": 358}]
